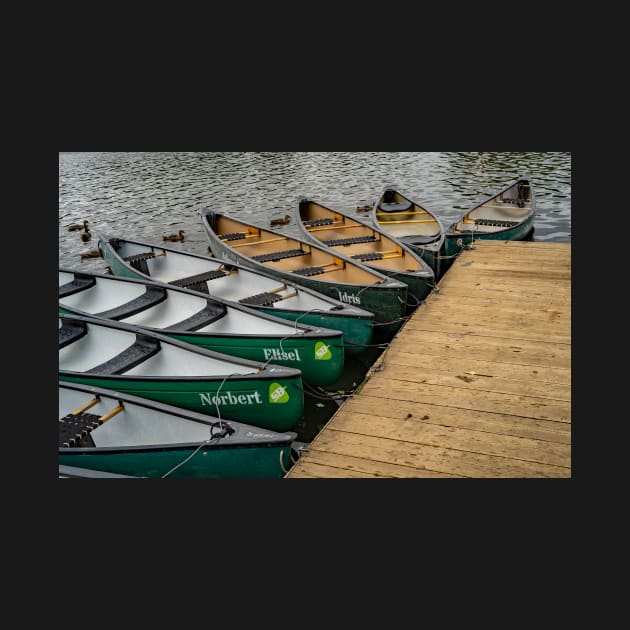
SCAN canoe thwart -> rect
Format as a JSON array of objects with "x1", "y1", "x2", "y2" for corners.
[
  {"x1": 302, "y1": 217, "x2": 336, "y2": 227},
  {"x1": 322, "y1": 235, "x2": 378, "y2": 247},
  {"x1": 170, "y1": 269, "x2": 230, "y2": 293},
  {"x1": 123, "y1": 251, "x2": 163, "y2": 274},
  {"x1": 86, "y1": 334, "x2": 160, "y2": 375},
  {"x1": 96, "y1": 285, "x2": 168, "y2": 320},
  {"x1": 351, "y1": 252, "x2": 384, "y2": 261},
  {"x1": 221, "y1": 232, "x2": 248, "y2": 241},
  {"x1": 251, "y1": 248, "x2": 306, "y2": 263},
  {"x1": 294, "y1": 265, "x2": 328, "y2": 277},
  {"x1": 163, "y1": 301, "x2": 227, "y2": 332},
  {"x1": 239, "y1": 290, "x2": 299, "y2": 307},
  {"x1": 472, "y1": 218, "x2": 520, "y2": 228},
  {"x1": 59, "y1": 320, "x2": 88, "y2": 349},
  {"x1": 375, "y1": 209, "x2": 429, "y2": 217},
  {"x1": 59, "y1": 274, "x2": 96, "y2": 298}
]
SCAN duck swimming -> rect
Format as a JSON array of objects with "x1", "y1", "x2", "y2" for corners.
[
  {"x1": 270, "y1": 215, "x2": 290, "y2": 227},
  {"x1": 68, "y1": 220, "x2": 89, "y2": 232},
  {"x1": 80, "y1": 249, "x2": 102, "y2": 260},
  {"x1": 163, "y1": 229, "x2": 185, "y2": 242},
  {"x1": 356, "y1": 205, "x2": 372, "y2": 212},
  {"x1": 80, "y1": 231, "x2": 92, "y2": 242}
]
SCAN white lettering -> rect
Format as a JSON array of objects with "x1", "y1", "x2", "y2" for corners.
[
  {"x1": 199, "y1": 390, "x2": 263, "y2": 406},
  {"x1": 337, "y1": 290, "x2": 361, "y2": 305},
  {"x1": 262, "y1": 347, "x2": 302, "y2": 362}
]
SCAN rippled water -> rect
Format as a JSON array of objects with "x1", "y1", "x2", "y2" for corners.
[{"x1": 59, "y1": 152, "x2": 571, "y2": 272}]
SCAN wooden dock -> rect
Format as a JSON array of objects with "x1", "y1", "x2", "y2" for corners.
[{"x1": 285, "y1": 240, "x2": 571, "y2": 478}]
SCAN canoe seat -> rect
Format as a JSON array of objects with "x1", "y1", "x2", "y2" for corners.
[
  {"x1": 59, "y1": 412, "x2": 101, "y2": 448},
  {"x1": 95, "y1": 285, "x2": 168, "y2": 320},
  {"x1": 221, "y1": 232, "x2": 247, "y2": 241},
  {"x1": 303, "y1": 218, "x2": 334, "y2": 227},
  {"x1": 474, "y1": 219, "x2": 520, "y2": 227},
  {"x1": 163, "y1": 301, "x2": 227, "y2": 331},
  {"x1": 59, "y1": 274, "x2": 96, "y2": 298},
  {"x1": 351, "y1": 252, "x2": 383, "y2": 261},
  {"x1": 123, "y1": 252, "x2": 156, "y2": 275},
  {"x1": 86, "y1": 334, "x2": 160, "y2": 375},
  {"x1": 170, "y1": 269, "x2": 228, "y2": 294},
  {"x1": 251, "y1": 249, "x2": 306, "y2": 263},
  {"x1": 379, "y1": 200, "x2": 412, "y2": 212},
  {"x1": 294, "y1": 265, "x2": 326, "y2": 277},
  {"x1": 239, "y1": 292, "x2": 284, "y2": 307},
  {"x1": 322, "y1": 235, "x2": 377, "y2": 247},
  {"x1": 59, "y1": 320, "x2": 88, "y2": 349},
  {"x1": 501, "y1": 198, "x2": 525, "y2": 207}
]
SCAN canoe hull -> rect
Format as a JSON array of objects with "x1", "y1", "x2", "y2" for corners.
[
  {"x1": 295, "y1": 199, "x2": 435, "y2": 312},
  {"x1": 58, "y1": 381, "x2": 296, "y2": 478},
  {"x1": 443, "y1": 216, "x2": 535, "y2": 257},
  {"x1": 371, "y1": 188, "x2": 445, "y2": 279},
  {"x1": 59, "y1": 269, "x2": 344, "y2": 385},
  {"x1": 59, "y1": 444, "x2": 293, "y2": 478},
  {"x1": 205, "y1": 229, "x2": 407, "y2": 329},
  {"x1": 214, "y1": 242, "x2": 406, "y2": 337},
  {"x1": 58, "y1": 373, "x2": 304, "y2": 433},
  {"x1": 98, "y1": 235, "x2": 375, "y2": 354}
]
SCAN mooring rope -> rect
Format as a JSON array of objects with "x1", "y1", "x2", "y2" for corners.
[{"x1": 160, "y1": 372, "x2": 240, "y2": 478}]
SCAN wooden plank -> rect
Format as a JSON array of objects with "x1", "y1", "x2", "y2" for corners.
[
  {"x1": 363, "y1": 376, "x2": 570, "y2": 422},
  {"x1": 286, "y1": 451, "x2": 462, "y2": 478},
  {"x1": 309, "y1": 430, "x2": 570, "y2": 478},
  {"x1": 373, "y1": 362, "x2": 570, "y2": 401},
  {"x1": 379, "y1": 348, "x2": 571, "y2": 385},
  {"x1": 287, "y1": 241, "x2": 571, "y2": 479},
  {"x1": 342, "y1": 396, "x2": 571, "y2": 444},
  {"x1": 327, "y1": 411, "x2": 570, "y2": 467},
  {"x1": 391, "y1": 329, "x2": 571, "y2": 368},
  {"x1": 424, "y1": 295, "x2": 570, "y2": 321}
]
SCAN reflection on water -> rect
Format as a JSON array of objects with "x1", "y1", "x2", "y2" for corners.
[{"x1": 58, "y1": 152, "x2": 571, "y2": 444}]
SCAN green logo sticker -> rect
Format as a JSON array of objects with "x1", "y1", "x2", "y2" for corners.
[
  {"x1": 314, "y1": 341, "x2": 332, "y2": 361},
  {"x1": 269, "y1": 382, "x2": 289, "y2": 404}
]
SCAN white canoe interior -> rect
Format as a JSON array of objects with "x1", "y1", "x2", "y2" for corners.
[
  {"x1": 60, "y1": 385, "x2": 222, "y2": 446},
  {"x1": 109, "y1": 238, "x2": 363, "y2": 314},
  {"x1": 59, "y1": 318, "x2": 257, "y2": 376},
  {"x1": 298, "y1": 200, "x2": 432, "y2": 275},
  {"x1": 374, "y1": 189, "x2": 443, "y2": 244},
  {"x1": 205, "y1": 214, "x2": 393, "y2": 285},
  {"x1": 59, "y1": 385, "x2": 281, "y2": 448},
  {"x1": 451, "y1": 180, "x2": 533, "y2": 233},
  {"x1": 59, "y1": 271, "x2": 306, "y2": 336}
]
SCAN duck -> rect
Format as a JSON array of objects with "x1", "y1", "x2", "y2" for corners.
[
  {"x1": 270, "y1": 215, "x2": 291, "y2": 227},
  {"x1": 80, "y1": 249, "x2": 102, "y2": 260},
  {"x1": 356, "y1": 205, "x2": 372, "y2": 212},
  {"x1": 68, "y1": 220, "x2": 89, "y2": 232},
  {"x1": 80, "y1": 231, "x2": 92, "y2": 242},
  {"x1": 163, "y1": 229, "x2": 185, "y2": 242}
]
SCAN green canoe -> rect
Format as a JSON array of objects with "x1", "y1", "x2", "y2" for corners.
[
  {"x1": 295, "y1": 197, "x2": 435, "y2": 312},
  {"x1": 199, "y1": 209, "x2": 409, "y2": 339},
  {"x1": 59, "y1": 313, "x2": 304, "y2": 433},
  {"x1": 59, "y1": 380, "x2": 296, "y2": 478},
  {"x1": 97, "y1": 233, "x2": 376, "y2": 355},
  {"x1": 372, "y1": 187, "x2": 445, "y2": 279},
  {"x1": 442, "y1": 175, "x2": 536, "y2": 258},
  {"x1": 59, "y1": 268, "x2": 344, "y2": 386}
]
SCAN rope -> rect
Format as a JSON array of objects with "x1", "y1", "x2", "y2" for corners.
[
  {"x1": 160, "y1": 372, "x2": 239, "y2": 478},
  {"x1": 279, "y1": 449, "x2": 289, "y2": 474}
]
